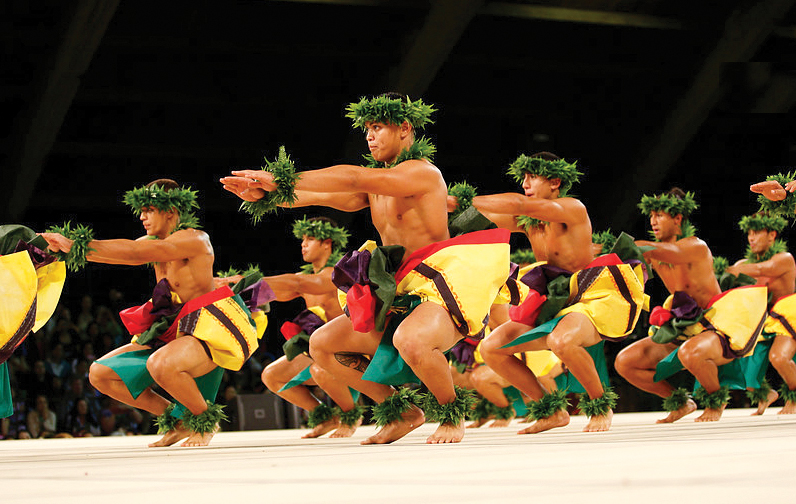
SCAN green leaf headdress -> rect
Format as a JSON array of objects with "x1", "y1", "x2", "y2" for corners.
[
  {"x1": 506, "y1": 155, "x2": 582, "y2": 196},
  {"x1": 123, "y1": 184, "x2": 201, "y2": 230},
  {"x1": 346, "y1": 95, "x2": 436, "y2": 131},
  {"x1": 291, "y1": 216, "x2": 350, "y2": 252},
  {"x1": 757, "y1": 172, "x2": 796, "y2": 218},
  {"x1": 738, "y1": 212, "x2": 788, "y2": 233},
  {"x1": 638, "y1": 191, "x2": 698, "y2": 219}
]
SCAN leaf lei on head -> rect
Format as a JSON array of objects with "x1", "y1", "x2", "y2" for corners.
[
  {"x1": 738, "y1": 212, "x2": 788, "y2": 233},
  {"x1": 346, "y1": 95, "x2": 436, "y2": 131},
  {"x1": 592, "y1": 229, "x2": 617, "y2": 254},
  {"x1": 45, "y1": 221, "x2": 95, "y2": 272},
  {"x1": 510, "y1": 248, "x2": 536, "y2": 265},
  {"x1": 757, "y1": 172, "x2": 796, "y2": 218},
  {"x1": 638, "y1": 191, "x2": 698, "y2": 218},
  {"x1": 291, "y1": 216, "x2": 350, "y2": 252},
  {"x1": 516, "y1": 214, "x2": 546, "y2": 231},
  {"x1": 123, "y1": 185, "x2": 201, "y2": 232},
  {"x1": 745, "y1": 239, "x2": 788, "y2": 263},
  {"x1": 506, "y1": 155, "x2": 582, "y2": 196},
  {"x1": 239, "y1": 145, "x2": 300, "y2": 223},
  {"x1": 447, "y1": 181, "x2": 477, "y2": 218},
  {"x1": 299, "y1": 249, "x2": 343, "y2": 274},
  {"x1": 362, "y1": 136, "x2": 437, "y2": 169}
]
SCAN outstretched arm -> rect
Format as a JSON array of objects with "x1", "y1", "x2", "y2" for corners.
[
  {"x1": 40, "y1": 229, "x2": 209, "y2": 266},
  {"x1": 223, "y1": 159, "x2": 441, "y2": 199},
  {"x1": 634, "y1": 236, "x2": 709, "y2": 265},
  {"x1": 727, "y1": 253, "x2": 794, "y2": 278},
  {"x1": 263, "y1": 269, "x2": 336, "y2": 302},
  {"x1": 471, "y1": 192, "x2": 586, "y2": 226}
]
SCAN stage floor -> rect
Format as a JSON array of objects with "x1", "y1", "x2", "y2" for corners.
[{"x1": 2, "y1": 408, "x2": 794, "y2": 503}]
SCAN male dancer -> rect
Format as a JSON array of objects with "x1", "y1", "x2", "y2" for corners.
[
  {"x1": 467, "y1": 152, "x2": 647, "y2": 433},
  {"x1": 222, "y1": 93, "x2": 510, "y2": 444},
  {"x1": 41, "y1": 179, "x2": 266, "y2": 446},
  {"x1": 614, "y1": 188, "x2": 767, "y2": 422},
  {"x1": 726, "y1": 212, "x2": 794, "y2": 414},
  {"x1": 750, "y1": 175, "x2": 796, "y2": 413},
  {"x1": 257, "y1": 216, "x2": 365, "y2": 437},
  {"x1": 1, "y1": 225, "x2": 66, "y2": 420}
]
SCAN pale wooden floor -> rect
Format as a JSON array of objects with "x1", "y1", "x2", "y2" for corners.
[{"x1": 1, "y1": 408, "x2": 794, "y2": 504}]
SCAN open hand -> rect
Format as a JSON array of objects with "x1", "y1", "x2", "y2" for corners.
[
  {"x1": 39, "y1": 232, "x2": 73, "y2": 253},
  {"x1": 750, "y1": 180, "x2": 787, "y2": 201},
  {"x1": 220, "y1": 173, "x2": 269, "y2": 202}
]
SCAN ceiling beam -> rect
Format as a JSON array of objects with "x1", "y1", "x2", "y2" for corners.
[
  {"x1": 480, "y1": 2, "x2": 686, "y2": 30},
  {"x1": 605, "y1": 0, "x2": 796, "y2": 230},
  {"x1": 3, "y1": 0, "x2": 120, "y2": 221}
]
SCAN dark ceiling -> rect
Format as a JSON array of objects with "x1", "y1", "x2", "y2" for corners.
[{"x1": 3, "y1": 0, "x2": 796, "y2": 285}]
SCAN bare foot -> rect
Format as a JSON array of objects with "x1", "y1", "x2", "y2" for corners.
[
  {"x1": 181, "y1": 429, "x2": 216, "y2": 447},
  {"x1": 361, "y1": 405, "x2": 425, "y2": 445},
  {"x1": 489, "y1": 416, "x2": 515, "y2": 428},
  {"x1": 751, "y1": 389, "x2": 778, "y2": 416},
  {"x1": 148, "y1": 422, "x2": 190, "y2": 447},
  {"x1": 329, "y1": 417, "x2": 362, "y2": 438},
  {"x1": 778, "y1": 400, "x2": 796, "y2": 414},
  {"x1": 427, "y1": 421, "x2": 465, "y2": 444},
  {"x1": 656, "y1": 399, "x2": 697, "y2": 423},
  {"x1": 301, "y1": 417, "x2": 340, "y2": 439},
  {"x1": 695, "y1": 404, "x2": 727, "y2": 422},
  {"x1": 517, "y1": 409, "x2": 570, "y2": 434},
  {"x1": 583, "y1": 410, "x2": 612, "y2": 432},
  {"x1": 466, "y1": 417, "x2": 490, "y2": 428}
]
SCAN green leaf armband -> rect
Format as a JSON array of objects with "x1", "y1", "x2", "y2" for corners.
[
  {"x1": 578, "y1": 387, "x2": 619, "y2": 417},
  {"x1": 447, "y1": 181, "x2": 477, "y2": 218},
  {"x1": 421, "y1": 386, "x2": 476, "y2": 426},
  {"x1": 693, "y1": 385, "x2": 730, "y2": 410},
  {"x1": 240, "y1": 145, "x2": 300, "y2": 223},
  {"x1": 46, "y1": 221, "x2": 95, "y2": 272}
]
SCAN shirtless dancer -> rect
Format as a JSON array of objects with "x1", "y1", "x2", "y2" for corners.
[
  {"x1": 750, "y1": 175, "x2": 796, "y2": 413},
  {"x1": 222, "y1": 93, "x2": 510, "y2": 444},
  {"x1": 471, "y1": 153, "x2": 646, "y2": 433},
  {"x1": 258, "y1": 216, "x2": 364, "y2": 437},
  {"x1": 42, "y1": 180, "x2": 266, "y2": 446},
  {"x1": 615, "y1": 188, "x2": 767, "y2": 422},
  {"x1": 727, "y1": 211, "x2": 794, "y2": 414}
]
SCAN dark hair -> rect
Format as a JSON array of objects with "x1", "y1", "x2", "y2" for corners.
[
  {"x1": 667, "y1": 187, "x2": 686, "y2": 200},
  {"x1": 530, "y1": 152, "x2": 561, "y2": 162},
  {"x1": 308, "y1": 216, "x2": 340, "y2": 228},
  {"x1": 145, "y1": 178, "x2": 179, "y2": 191}
]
